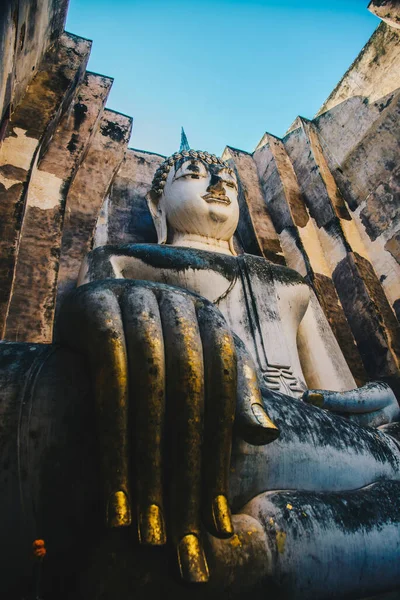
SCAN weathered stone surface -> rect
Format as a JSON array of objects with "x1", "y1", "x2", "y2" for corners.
[
  {"x1": 284, "y1": 123, "x2": 338, "y2": 230},
  {"x1": 369, "y1": 1, "x2": 400, "y2": 30},
  {"x1": 0, "y1": 1, "x2": 18, "y2": 127},
  {"x1": 255, "y1": 133, "x2": 326, "y2": 278},
  {"x1": 312, "y1": 80, "x2": 400, "y2": 316},
  {"x1": 254, "y1": 134, "x2": 309, "y2": 234},
  {"x1": 311, "y1": 272, "x2": 367, "y2": 387},
  {"x1": 3, "y1": 73, "x2": 113, "y2": 343},
  {"x1": 222, "y1": 146, "x2": 284, "y2": 264},
  {"x1": 281, "y1": 116, "x2": 400, "y2": 388},
  {"x1": 385, "y1": 231, "x2": 400, "y2": 265},
  {"x1": 56, "y1": 109, "x2": 133, "y2": 317},
  {"x1": 283, "y1": 118, "x2": 372, "y2": 272},
  {"x1": 333, "y1": 252, "x2": 400, "y2": 394},
  {"x1": 329, "y1": 90, "x2": 400, "y2": 212},
  {"x1": 314, "y1": 92, "x2": 396, "y2": 178},
  {"x1": 316, "y1": 22, "x2": 400, "y2": 116},
  {"x1": 316, "y1": 88, "x2": 400, "y2": 313},
  {"x1": 0, "y1": 32, "x2": 91, "y2": 340},
  {"x1": 360, "y1": 166, "x2": 400, "y2": 241},
  {"x1": 0, "y1": 0, "x2": 69, "y2": 123},
  {"x1": 102, "y1": 148, "x2": 164, "y2": 247},
  {"x1": 254, "y1": 134, "x2": 366, "y2": 386}
]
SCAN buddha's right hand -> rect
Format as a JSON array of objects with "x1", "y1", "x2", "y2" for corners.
[{"x1": 57, "y1": 279, "x2": 279, "y2": 584}]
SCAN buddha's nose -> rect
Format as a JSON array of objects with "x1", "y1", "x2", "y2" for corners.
[{"x1": 206, "y1": 176, "x2": 225, "y2": 194}]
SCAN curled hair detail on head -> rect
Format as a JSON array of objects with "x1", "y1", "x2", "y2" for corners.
[{"x1": 150, "y1": 150, "x2": 233, "y2": 199}]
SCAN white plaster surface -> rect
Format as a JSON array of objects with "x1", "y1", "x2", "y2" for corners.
[
  {"x1": 93, "y1": 194, "x2": 110, "y2": 248},
  {"x1": 0, "y1": 127, "x2": 38, "y2": 171},
  {"x1": 0, "y1": 173, "x2": 20, "y2": 190},
  {"x1": 297, "y1": 218, "x2": 332, "y2": 277},
  {"x1": 278, "y1": 230, "x2": 308, "y2": 277},
  {"x1": 315, "y1": 226, "x2": 348, "y2": 272},
  {"x1": 27, "y1": 167, "x2": 63, "y2": 209}
]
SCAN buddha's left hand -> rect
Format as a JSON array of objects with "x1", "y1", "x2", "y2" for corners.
[{"x1": 303, "y1": 382, "x2": 399, "y2": 427}]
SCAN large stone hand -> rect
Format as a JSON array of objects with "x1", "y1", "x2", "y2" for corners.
[
  {"x1": 57, "y1": 279, "x2": 279, "y2": 584},
  {"x1": 303, "y1": 381, "x2": 399, "y2": 427}
]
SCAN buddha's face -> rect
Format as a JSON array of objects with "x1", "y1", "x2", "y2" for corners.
[{"x1": 160, "y1": 158, "x2": 239, "y2": 242}]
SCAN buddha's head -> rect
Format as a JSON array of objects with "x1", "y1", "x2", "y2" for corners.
[{"x1": 147, "y1": 149, "x2": 239, "y2": 255}]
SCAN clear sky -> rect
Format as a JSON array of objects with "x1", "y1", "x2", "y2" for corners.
[{"x1": 66, "y1": 0, "x2": 379, "y2": 157}]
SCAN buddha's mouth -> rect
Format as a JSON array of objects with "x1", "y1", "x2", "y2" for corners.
[{"x1": 202, "y1": 193, "x2": 231, "y2": 205}]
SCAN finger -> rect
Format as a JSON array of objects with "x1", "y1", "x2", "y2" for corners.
[
  {"x1": 158, "y1": 288, "x2": 209, "y2": 583},
  {"x1": 303, "y1": 382, "x2": 397, "y2": 414},
  {"x1": 121, "y1": 285, "x2": 166, "y2": 546},
  {"x1": 58, "y1": 282, "x2": 131, "y2": 528},
  {"x1": 234, "y1": 334, "x2": 280, "y2": 446},
  {"x1": 196, "y1": 300, "x2": 236, "y2": 540}
]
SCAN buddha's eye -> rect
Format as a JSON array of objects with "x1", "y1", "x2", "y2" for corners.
[
  {"x1": 225, "y1": 181, "x2": 236, "y2": 189},
  {"x1": 180, "y1": 173, "x2": 201, "y2": 179}
]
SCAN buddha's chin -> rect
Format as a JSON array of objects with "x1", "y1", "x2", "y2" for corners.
[{"x1": 208, "y1": 206, "x2": 230, "y2": 224}]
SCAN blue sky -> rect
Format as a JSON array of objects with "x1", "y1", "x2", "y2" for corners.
[{"x1": 66, "y1": 0, "x2": 378, "y2": 157}]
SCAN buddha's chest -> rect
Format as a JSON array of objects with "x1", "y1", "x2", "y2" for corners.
[{"x1": 108, "y1": 248, "x2": 310, "y2": 396}]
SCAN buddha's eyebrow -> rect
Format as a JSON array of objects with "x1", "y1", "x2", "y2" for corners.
[
  {"x1": 186, "y1": 163, "x2": 200, "y2": 172},
  {"x1": 216, "y1": 167, "x2": 235, "y2": 178},
  {"x1": 173, "y1": 161, "x2": 203, "y2": 180}
]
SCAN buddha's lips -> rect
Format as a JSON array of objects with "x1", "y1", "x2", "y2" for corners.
[{"x1": 202, "y1": 193, "x2": 231, "y2": 205}]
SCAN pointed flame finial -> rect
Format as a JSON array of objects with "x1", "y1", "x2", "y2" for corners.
[{"x1": 179, "y1": 127, "x2": 190, "y2": 153}]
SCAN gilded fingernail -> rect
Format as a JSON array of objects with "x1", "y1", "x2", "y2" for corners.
[
  {"x1": 304, "y1": 392, "x2": 324, "y2": 408},
  {"x1": 138, "y1": 504, "x2": 166, "y2": 545},
  {"x1": 252, "y1": 404, "x2": 279, "y2": 431},
  {"x1": 212, "y1": 494, "x2": 234, "y2": 538},
  {"x1": 177, "y1": 534, "x2": 209, "y2": 583},
  {"x1": 107, "y1": 490, "x2": 131, "y2": 528}
]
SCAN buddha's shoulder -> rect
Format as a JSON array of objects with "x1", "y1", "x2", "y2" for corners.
[
  {"x1": 87, "y1": 245, "x2": 307, "y2": 287},
  {"x1": 87, "y1": 243, "x2": 239, "y2": 277},
  {"x1": 241, "y1": 253, "x2": 307, "y2": 287}
]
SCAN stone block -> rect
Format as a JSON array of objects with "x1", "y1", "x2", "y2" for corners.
[
  {"x1": 0, "y1": 0, "x2": 69, "y2": 123},
  {"x1": 369, "y1": 1, "x2": 400, "y2": 29},
  {"x1": 56, "y1": 109, "x2": 133, "y2": 319},
  {"x1": 0, "y1": 32, "x2": 91, "y2": 339},
  {"x1": 103, "y1": 148, "x2": 164, "y2": 247},
  {"x1": 311, "y1": 272, "x2": 367, "y2": 387},
  {"x1": 314, "y1": 90, "x2": 400, "y2": 314},
  {"x1": 316, "y1": 22, "x2": 400, "y2": 116},
  {"x1": 329, "y1": 90, "x2": 400, "y2": 213},
  {"x1": 3, "y1": 72, "x2": 113, "y2": 343},
  {"x1": 254, "y1": 134, "x2": 309, "y2": 234},
  {"x1": 360, "y1": 165, "x2": 400, "y2": 242},
  {"x1": 385, "y1": 231, "x2": 400, "y2": 266},
  {"x1": 222, "y1": 146, "x2": 284, "y2": 264},
  {"x1": 333, "y1": 252, "x2": 400, "y2": 394},
  {"x1": 254, "y1": 134, "x2": 365, "y2": 386},
  {"x1": 283, "y1": 117, "x2": 372, "y2": 276},
  {"x1": 314, "y1": 95, "x2": 387, "y2": 173}
]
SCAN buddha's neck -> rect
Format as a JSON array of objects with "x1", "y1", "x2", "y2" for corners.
[{"x1": 169, "y1": 232, "x2": 234, "y2": 256}]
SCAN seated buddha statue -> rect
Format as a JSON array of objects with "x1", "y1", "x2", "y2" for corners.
[{"x1": 55, "y1": 147, "x2": 400, "y2": 597}]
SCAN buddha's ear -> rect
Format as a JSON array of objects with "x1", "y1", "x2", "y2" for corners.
[
  {"x1": 228, "y1": 236, "x2": 238, "y2": 256},
  {"x1": 146, "y1": 190, "x2": 167, "y2": 245}
]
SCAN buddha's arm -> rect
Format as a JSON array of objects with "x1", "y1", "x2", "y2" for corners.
[
  {"x1": 297, "y1": 290, "x2": 399, "y2": 424},
  {"x1": 296, "y1": 289, "x2": 356, "y2": 392},
  {"x1": 77, "y1": 247, "x2": 120, "y2": 285}
]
